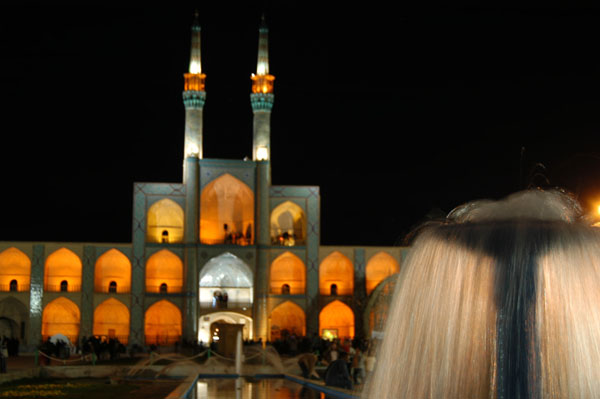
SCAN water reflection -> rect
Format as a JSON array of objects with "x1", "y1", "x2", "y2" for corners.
[{"x1": 195, "y1": 378, "x2": 325, "y2": 399}]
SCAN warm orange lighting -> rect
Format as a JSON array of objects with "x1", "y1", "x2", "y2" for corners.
[
  {"x1": 200, "y1": 174, "x2": 254, "y2": 245},
  {"x1": 269, "y1": 252, "x2": 306, "y2": 294},
  {"x1": 319, "y1": 300, "x2": 354, "y2": 339},
  {"x1": 145, "y1": 249, "x2": 183, "y2": 293},
  {"x1": 270, "y1": 201, "x2": 306, "y2": 246},
  {"x1": 42, "y1": 297, "x2": 80, "y2": 344},
  {"x1": 44, "y1": 248, "x2": 82, "y2": 292},
  {"x1": 270, "y1": 301, "x2": 306, "y2": 341},
  {"x1": 184, "y1": 73, "x2": 206, "y2": 91},
  {"x1": 251, "y1": 74, "x2": 275, "y2": 94},
  {"x1": 94, "y1": 249, "x2": 131, "y2": 293},
  {"x1": 93, "y1": 298, "x2": 130, "y2": 344},
  {"x1": 144, "y1": 300, "x2": 182, "y2": 345},
  {"x1": 365, "y1": 252, "x2": 400, "y2": 296},
  {"x1": 0, "y1": 247, "x2": 31, "y2": 292},
  {"x1": 319, "y1": 251, "x2": 354, "y2": 295},
  {"x1": 146, "y1": 198, "x2": 184, "y2": 243}
]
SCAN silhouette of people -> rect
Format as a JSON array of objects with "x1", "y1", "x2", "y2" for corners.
[{"x1": 324, "y1": 351, "x2": 353, "y2": 390}]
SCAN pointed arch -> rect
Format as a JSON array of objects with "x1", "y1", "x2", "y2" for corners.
[
  {"x1": 0, "y1": 247, "x2": 31, "y2": 292},
  {"x1": 93, "y1": 298, "x2": 130, "y2": 344},
  {"x1": 45, "y1": 248, "x2": 82, "y2": 292},
  {"x1": 269, "y1": 252, "x2": 305, "y2": 294},
  {"x1": 0, "y1": 297, "x2": 28, "y2": 342},
  {"x1": 319, "y1": 300, "x2": 354, "y2": 340},
  {"x1": 145, "y1": 249, "x2": 183, "y2": 293},
  {"x1": 319, "y1": 251, "x2": 354, "y2": 295},
  {"x1": 94, "y1": 249, "x2": 131, "y2": 293},
  {"x1": 270, "y1": 201, "x2": 306, "y2": 246},
  {"x1": 146, "y1": 198, "x2": 184, "y2": 243},
  {"x1": 144, "y1": 300, "x2": 182, "y2": 345},
  {"x1": 200, "y1": 173, "x2": 254, "y2": 245},
  {"x1": 270, "y1": 301, "x2": 306, "y2": 341},
  {"x1": 42, "y1": 297, "x2": 80, "y2": 344},
  {"x1": 365, "y1": 251, "x2": 400, "y2": 296},
  {"x1": 199, "y1": 252, "x2": 253, "y2": 308}
]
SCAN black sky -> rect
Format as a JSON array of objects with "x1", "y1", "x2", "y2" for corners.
[{"x1": 2, "y1": 4, "x2": 600, "y2": 246}]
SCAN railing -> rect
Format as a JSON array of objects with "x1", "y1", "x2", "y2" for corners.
[
  {"x1": 0, "y1": 284, "x2": 30, "y2": 292},
  {"x1": 200, "y1": 237, "x2": 253, "y2": 246},
  {"x1": 146, "y1": 286, "x2": 183, "y2": 294},
  {"x1": 199, "y1": 300, "x2": 253, "y2": 310},
  {"x1": 44, "y1": 284, "x2": 81, "y2": 293}
]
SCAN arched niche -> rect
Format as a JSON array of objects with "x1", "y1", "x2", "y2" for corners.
[
  {"x1": 145, "y1": 249, "x2": 183, "y2": 293},
  {"x1": 270, "y1": 301, "x2": 306, "y2": 341},
  {"x1": 270, "y1": 201, "x2": 306, "y2": 246},
  {"x1": 364, "y1": 273, "x2": 398, "y2": 339},
  {"x1": 144, "y1": 300, "x2": 181, "y2": 345},
  {"x1": 45, "y1": 248, "x2": 82, "y2": 292},
  {"x1": 197, "y1": 311, "x2": 253, "y2": 344},
  {"x1": 0, "y1": 297, "x2": 28, "y2": 343},
  {"x1": 42, "y1": 297, "x2": 80, "y2": 344},
  {"x1": 0, "y1": 247, "x2": 31, "y2": 292},
  {"x1": 269, "y1": 252, "x2": 306, "y2": 294},
  {"x1": 146, "y1": 198, "x2": 184, "y2": 243},
  {"x1": 365, "y1": 252, "x2": 400, "y2": 296},
  {"x1": 319, "y1": 251, "x2": 354, "y2": 296},
  {"x1": 94, "y1": 249, "x2": 131, "y2": 294},
  {"x1": 319, "y1": 300, "x2": 354, "y2": 340},
  {"x1": 199, "y1": 252, "x2": 253, "y2": 308},
  {"x1": 200, "y1": 174, "x2": 254, "y2": 245},
  {"x1": 93, "y1": 298, "x2": 130, "y2": 344}
]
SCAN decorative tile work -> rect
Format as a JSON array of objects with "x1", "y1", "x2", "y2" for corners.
[{"x1": 29, "y1": 245, "x2": 45, "y2": 347}]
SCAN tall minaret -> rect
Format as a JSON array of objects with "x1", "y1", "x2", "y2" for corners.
[
  {"x1": 250, "y1": 14, "x2": 275, "y2": 166},
  {"x1": 183, "y1": 11, "x2": 206, "y2": 163},
  {"x1": 252, "y1": 14, "x2": 274, "y2": 343}
]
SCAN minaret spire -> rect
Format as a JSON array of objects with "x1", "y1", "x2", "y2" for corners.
[
  {"x1": 250, "y1": 13, "x2": 275, "y2": 162},
  {"x1": 183, "y1": 9, "x2": 206, "y2": 160}
]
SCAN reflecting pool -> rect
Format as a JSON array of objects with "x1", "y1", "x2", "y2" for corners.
[{"x1": 194, "y1": 378, "x2": 326, "y2": 399}]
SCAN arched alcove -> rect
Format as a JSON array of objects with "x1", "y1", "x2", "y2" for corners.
[
  {"x1": 0, "y1": 297, "x2": 28, "y2": 342},
  {"x1": 45, "y1": 248, "x2": 82, "y2": 292},
  {"x1": 197, "y1": 311, "x2": 253, "y2": 344},
  {"x1": 319, "y1": 300, "x2": 354, "y2": 340},
  {"x1": 145, "y1": 249, "x2": 183, "y2": 293},
  {"x1": 365, "y1": 251, "x2": 400, "y2": 296},
  {"x1": 94, "y1": 249, "x2": 131, "y2": 293},
  {"x1": 0, "y1": 247, "x2": 31, "y2": 292},
  {"x1": 270, "y1": 201, "x2": 306, "y2": 246},
  {"x1": 144, "y1": 300, "x2": 182, "y2": 345},
  {"x1": 42, "y1": 297, "x2": 80, "y2": 344},
  {"x1": 199, "y1": 253, "x2": 253, "y2": 308},
  {"x1": 146, "y1": 198, "x2": 184, "y2": 243},
  {"x1": 269, "y1": 252, "x2": 305, "y2": 294},
  {"x1": 364, "y1": 273, "x2": 398, "y2": 339},
  {"x1": 93, "y1": 298, "x2": 130, "y2": 344},
  {"x1": 270, "y1": 301, "x2": 306, "y2": 341},
  {"x1": 200, "y1": 174, "x2": 254, "y2": 245},
  {"x1": 319, "y1": 251, "x2": 354, "y2": 296}
]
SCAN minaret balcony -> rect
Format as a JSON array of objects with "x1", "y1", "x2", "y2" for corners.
[
  {"x1": 251, "y1": 74, "x2": 274, "y2": 94},
  {"x1": 184, "y1": 73, "x2": 206, "y2": 91}
]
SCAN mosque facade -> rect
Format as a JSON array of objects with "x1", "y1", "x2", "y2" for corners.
[{"x1": 0, "y1": 15, "x2": 408, "y2": 352}]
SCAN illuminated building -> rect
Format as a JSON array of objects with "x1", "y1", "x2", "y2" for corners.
[{"x1": 0, "y1": 13, "x2": 408, "y2": 350}]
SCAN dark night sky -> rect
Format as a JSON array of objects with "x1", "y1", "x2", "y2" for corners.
[{"x1": 2, "y1": 4, "x2": 600, "y2": 246}]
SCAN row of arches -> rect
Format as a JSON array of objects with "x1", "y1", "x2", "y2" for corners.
[
  {"x1": 40, "y1": 297, "x2": 181, "y2": 345},
  {"x1": 147, "y1": 174, "x2": 308, "y2": 247},
  {"x1": 0, "y1": 247, "x2": 400, "y2": 298}
]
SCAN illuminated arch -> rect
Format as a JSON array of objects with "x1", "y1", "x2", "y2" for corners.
[
  {"x1": 198, "y1": 311, "x2": 253, "y2": 344},
  {"x1": 363, "y1": 273, "x2": 398, "y2": 338},
  {"x1": 45, "y1": 248, "x2": 82, "y2": 292},
  {"x1": 144, "y1": 300, "x2": 182, "y2": 345},
  {"x1": 146, "y1": 198, "x2": 184, "y2": 243},
  {"x1": 319, "y1": 251, "x2": 354, "y2": 295},
  {"x1": 270, "y1": 301, "x2": 306, "y2": 341},
  {"x1": 93, "y1": 298, "x2": 130, "y2": 344},
  {"x1": 94, "y1": 249, "x2": 131, "y2": 293},
  {"x1": 42, "y1": 297, "x2": 80, "y2": 344},
  {"x1": 0, "y1": 247, "x2": 31, "y2": 292},
  {"x1": 270, "y1": 201, "x2": 306, "y2": 246},
  {"x1": 269, "y1": 252, "x2": 305, "y2": 294},
  {"x1": 365, "y1": 252, "x2": 400, "y2": 296},
  {"x1": 200, "y1": 174, "x2": 254, "y2": 245},
  {"x1": 145, "y1": 249, "x2": 183, "y2": 293},
  {"x1": 199, "y1": 253, "x2": 253, "y2": 307},
  {"x1": 319, "y1": 300, "x2": 354, "y2": 340}
]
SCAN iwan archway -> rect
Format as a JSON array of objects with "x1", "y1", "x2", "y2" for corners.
[
  {"x1": 199, "y1": 252, "x2": 253, "y2": 309},
  {"x1": 198, "y1": 311, "x2": 253, "y2": 345}
]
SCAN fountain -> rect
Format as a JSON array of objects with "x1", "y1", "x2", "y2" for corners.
[{"x1": 363, "y1": 189, "x2": 600, "y2": 398}]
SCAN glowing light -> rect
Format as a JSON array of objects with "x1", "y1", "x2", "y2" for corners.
[
  {"x1": 256, "y1": 146, "x2": 269, "y2": 161},
  {"x1": 190, "y1": 60, "x2": 201, "y2": 75}
]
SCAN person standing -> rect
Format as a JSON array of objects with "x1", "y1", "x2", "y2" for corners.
[{"x1": 0, "y1": 338, "x2": 7, "y2": 373}]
